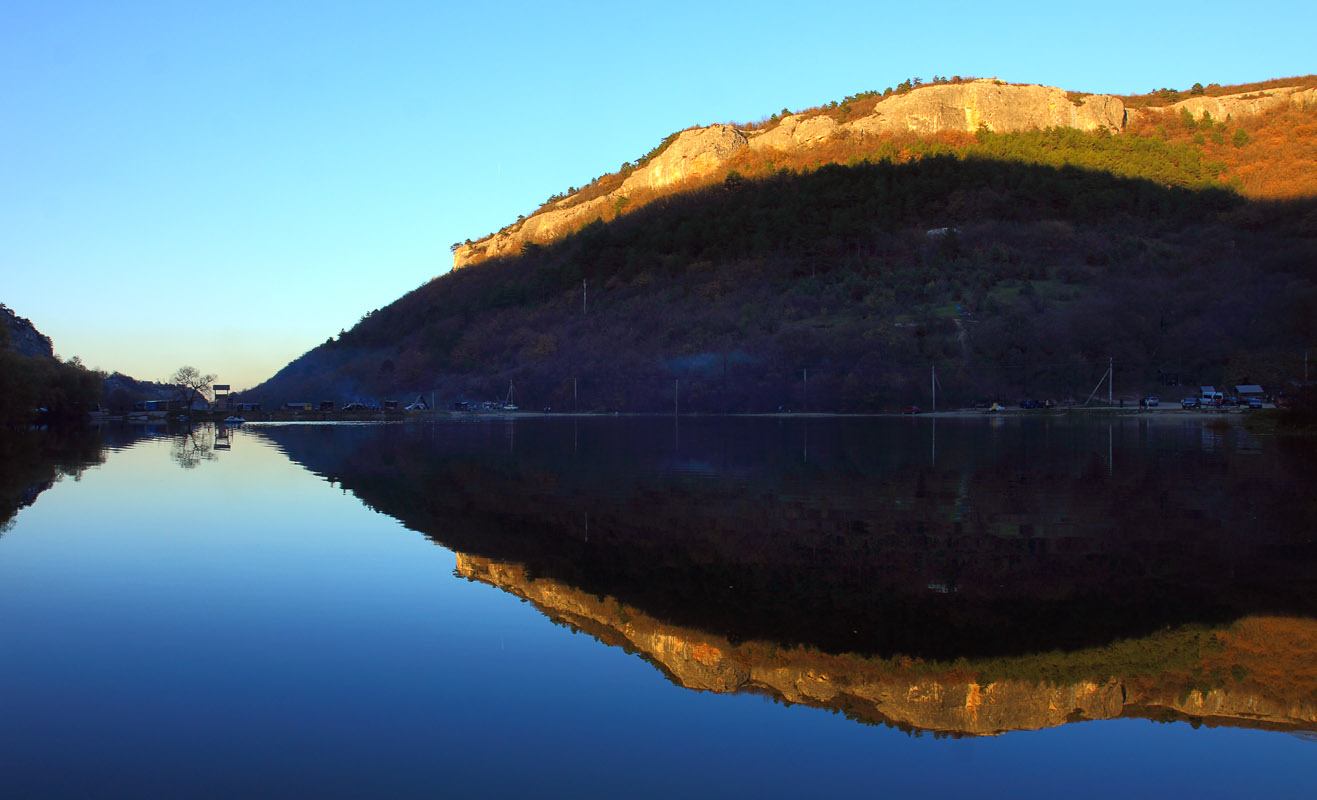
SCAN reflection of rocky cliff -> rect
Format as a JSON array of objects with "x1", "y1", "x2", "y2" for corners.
[
  {"x1": 260, "y1": 419, "x2": 1317, "y2": 660},
  {"x1": 458, "y1": 552, "x2": 1317, "y2": 737}
]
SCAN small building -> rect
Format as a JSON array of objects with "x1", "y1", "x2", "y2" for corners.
[
  {"x1": 285, "y1": 402, "x2": 313, "y2": 412},
  {"x1": 1235, "y1": 384, "x2": 1265, "y2": 399}
]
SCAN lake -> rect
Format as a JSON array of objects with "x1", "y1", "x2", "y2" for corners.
[{"x1": 1, "y1": 416, "x2": 1314, "y2": 798}]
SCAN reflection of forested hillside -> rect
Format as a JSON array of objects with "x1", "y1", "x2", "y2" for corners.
[
  {"x1": 458, "y1": 553, "x2": 1317, "y2": 737},
  {"x1": 0, "y1": 428, "x2": 107, "y2": 532},
  {"x1": 260, "y1": 418, "x2": 1317, "y2": 659}
]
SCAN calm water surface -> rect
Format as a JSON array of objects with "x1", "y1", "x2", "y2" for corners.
[{"x1": 0, "y1": 417, "x2": 1313, "y2": 798}]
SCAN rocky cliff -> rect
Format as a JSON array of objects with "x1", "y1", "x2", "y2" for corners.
[
  {"x1": 454, "y1": 124, "x2": 751, "y2": 267},
  {"x1": 452, "y1": 80, "x2": 1312, "y2": 270},
  {"x1": 1144, "y1": 84, "x2": 1317, "y2": 123},
  {"x1": 843, "y1": 80, "x2": 1126, "y2": 137},
  {"x1": 1, "y1": 303, "x2": 55, "y2": 359},
  {"x1": 457, "y1": 553, "x2": 1317, "y2": 736}
]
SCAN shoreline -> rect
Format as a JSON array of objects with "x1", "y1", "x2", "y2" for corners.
[{"x1": 209, "y1": 405, "x2": 1272, "y2": 423}]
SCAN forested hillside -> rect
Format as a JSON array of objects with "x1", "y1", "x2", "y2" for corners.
[
  {"x1": 249, "y1": 93, "x2": 1317, "y2": 412},
  {"x1": 0, "y1": 307, "x2": 103, "y2": 425}
]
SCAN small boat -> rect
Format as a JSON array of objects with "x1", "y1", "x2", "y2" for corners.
[
  {"x1": 503, "y1": 381, "x2": 518, "y2": 411},
  {"x1": 224, "y1": 416, "x2": 246, "y2": 425}
]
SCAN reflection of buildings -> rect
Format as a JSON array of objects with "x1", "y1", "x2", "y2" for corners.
[{"x1": 457, "y1": 552, "x2": 1317, "y2": 737}]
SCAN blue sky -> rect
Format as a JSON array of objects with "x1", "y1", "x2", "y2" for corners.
[{"x1": 3, "y1": 1, "x2": 1313, "y2": 389}]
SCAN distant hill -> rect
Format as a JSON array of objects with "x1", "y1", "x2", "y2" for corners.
[{"x1": 248, "y1": 78, "x2": 1317, "y2": 412}]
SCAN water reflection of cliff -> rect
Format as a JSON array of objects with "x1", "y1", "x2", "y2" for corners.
[
  {"x1": 261, "y1": 418, "x2": 1317, "y2": 661},
  {"x1": 0, "y1": 427, "x2": 109, "y2": 533},
  {"x1": 456, "y1": 552, "x2": 1317, "y2": 736}
]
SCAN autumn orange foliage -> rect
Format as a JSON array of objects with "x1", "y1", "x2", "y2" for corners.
[{"x1": 1127, "y1": 105, "x2": 1317, "y2": 199}]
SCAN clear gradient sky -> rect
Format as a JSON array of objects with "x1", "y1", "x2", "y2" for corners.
[{"x1": 4, "y1": 1, "x2": 1313, "y2": 389}]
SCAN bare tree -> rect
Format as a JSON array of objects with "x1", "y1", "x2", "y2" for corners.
[{"x1": 171, "y1": 365, "x2": 216, "y2": 410}]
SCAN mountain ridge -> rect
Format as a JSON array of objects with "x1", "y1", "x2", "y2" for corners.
[
  {"x1": 453, "y1": 78, "x2": 1317, "y2": 269},
  {"x1": 246, "y1": 76, "x2": 1317, "y2": 410}
]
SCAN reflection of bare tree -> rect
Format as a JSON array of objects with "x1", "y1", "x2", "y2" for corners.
[{"x1": 171, "y1": 425, "x2": 219, "y2": 469}]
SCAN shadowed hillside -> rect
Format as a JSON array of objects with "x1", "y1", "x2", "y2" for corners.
[
  {"x1": 0, "y1": 307, "x2": 104, "y2": 425},
  {"x1": 249, "y1": 148, "x2": 1316, "y2": 411}
]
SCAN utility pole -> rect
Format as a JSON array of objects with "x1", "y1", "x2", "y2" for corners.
[
  {"x1": 583, "y1": 280, "x2": 587, "y2": 314},
  {"x1": 674, "y1": 379, "x2": 679, "y2": 416},
  {"x1": 574, "y1": 378, "x2": 578, "y2": 413},
  {"x1": 803, "y1": 368, "x2": 808, "y2": 412},
  {"x1": 932, "y1": 365, "x2": 936, "y2": 413}
]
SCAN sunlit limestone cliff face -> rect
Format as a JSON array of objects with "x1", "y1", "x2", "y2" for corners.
[
  {"x1": 1137, "y1": 84, "x2": 1317, "y2": 124},
  {"x1": 456, "y1": 554, "x2": 1317, "y2": 736},
  {"x1": 844, "y1": 80, "x2": 1126, "y2": 136},
  {"x1": 450, "y1": 80, "x2": 1313, "y2": 270},
  {"x1": 453, "y1": 125, "x2": 749, "y2": 267}
]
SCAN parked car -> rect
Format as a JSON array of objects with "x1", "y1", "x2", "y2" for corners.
[
  {"x1": 1181, "y1": 397, "x2": 1200, "y2": 409},
  {"x1": 1019, "y1": 399, "x2": 1039, "y2": 409},
  {"x1": 1246, "y1": 397, "x2": 1264, "y2": 409},
  {"x1": 901, "y1": 405, "x2": 921, "y2": 415},
  {"x1": 1141, "y1": 396, "x2": 1159, "y2": 407}
]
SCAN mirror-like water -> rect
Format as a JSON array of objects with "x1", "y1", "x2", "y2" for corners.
[{"x1": 1, "y1": 417, "x2": 1313, "y2": 798}]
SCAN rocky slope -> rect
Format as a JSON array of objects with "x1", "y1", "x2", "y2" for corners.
[
  {"x1": 454, "y1": 80, "x2": 1316, "y2": 269},
  {"x1": 1133, "y1": 84, "x2": 1317, "y2": 124},
  {"x1": 1, "y1": 303, "x2": 55, "y2": 359},
  {"x1": 457, "y1": 553, "x2": 1317, "y2": 736}
]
